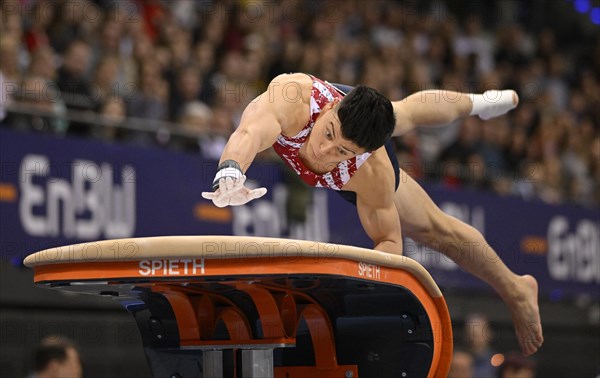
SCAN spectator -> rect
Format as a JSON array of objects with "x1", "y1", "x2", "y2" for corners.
[
  {"x1": 395, "y1": 130, "x2": 424, "y2": 180},
  {"x1": 0, "y1": 0, "x2": 24, "y2": 43},
  {"x1": 210, "y1": 105, "x2": 236, "y2": 138},
  {"x1": 464, "y1": 313, "x2": 498, "y2": 378},
  {"x1": 538, "y1": 157, "x2": 565, "y2": 204},
  {"x1": 193, "y1": 41, "x2": 218, "y2": 79},
  {"x1": 504, "y1": 126, "x2": 529, "y2": 175},
  {"x1": 464, "y1": 152, "x2": 490, "y2": 190},
  {"x1": 179, "y1": 102, "x2": 212, "y2": 134},
  {"x1": 498, "y1": 352, "x2": 537, "y2": 378},
  {"x1": 454, "y1": 15, "x2": 494, "y2": 76},
  {"x1": 89, "y1": 56, "x2": 120, "y2": 107},
  {"x1": 440, "y1": 117, "x2": 483, "y2": 165},
  {"x1": 132, "y1": 34, "x2": 155, "y2": 65},
  {"x1": 448, "y1": 348, "x2": 475, "y2": 378},
  {"x1": 126, "y1": 61, "x2": 169, "y2": 121},
  {"x1": 168, "y1": 26, "x2": 194, "y2": 72},
  {"x1": 438, "y1": 117, "x2": 484, "y2": 187},
  {"x1": 176, "y1": 101, "x2": 228, "y2": 160},
  {"x1": 0, "y1": 0, "x2": 597, "y2": 207},
  {"x1": 168, "y1": 64, "x2": 205, "y2": 120},
  {"x1": 27, "y1": 46, "x2": 58, "y2": 82},
  {"x1": 94, "y1": 96, "x2": 126, "y2": 141},
  {"x1": 494, "y1": 24, "x2": 531, "y2": 71},
  {"x1": 0, "y1": 34, "x2": 22, "y2": 83},
  {"x1": 27, "y1": 335, "x2": 82, "y2": 378},
  {"x1": 479, "y1": 118, "x2": 510, "y2": 173},
  {"x1": 0, "y1": 30, "x2": 24, "y2": 122},
  {"x1": 57, "y1": 39, "x2": 93, "y2": 111},
  {"x1": 4, "y1": 75, "x2": 67, "y2": 134},
  {"x1": 46, "y1": 0, "x2": 90, "y2": 54}
]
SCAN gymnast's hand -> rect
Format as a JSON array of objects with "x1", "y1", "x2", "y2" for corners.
[{"x1": 201, "y1": 160, "x2": 267, "y2": 207}]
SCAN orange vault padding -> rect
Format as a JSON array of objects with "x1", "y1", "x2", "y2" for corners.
[{"x1": 24, "y1": 236, "x2": 453, "y2": 378}]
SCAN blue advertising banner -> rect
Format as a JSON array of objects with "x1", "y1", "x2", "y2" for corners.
[
  {"x1": 1, "y1": 128, "x2": 598, "y2": 300},
  {"x1": 0, "y1": 127, "x2": 333, "y2": 256},
  {"x1": 403, "y1": 186, "x2": 599, "y2": 301}
]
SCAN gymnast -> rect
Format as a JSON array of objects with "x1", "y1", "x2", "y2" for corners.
[{"x1": 202, "y1": 73, "x2": 543, "y2": 356}]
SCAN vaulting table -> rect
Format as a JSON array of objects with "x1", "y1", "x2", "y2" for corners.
[{"x1": 24, "y1": 236, "x2": 453, "y2": 378}]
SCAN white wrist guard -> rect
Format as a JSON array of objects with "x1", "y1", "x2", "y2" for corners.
[
  {"x1": 468, "y1": 90, "x2": 517, "y2": 120},
  {"x1": 212, "y1": 160, "x2": 243, "y2": 190}
]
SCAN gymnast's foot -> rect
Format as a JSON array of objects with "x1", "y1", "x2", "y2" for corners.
[{"x1": 506, "y1": 275, "x2": 543, "y2": 356}]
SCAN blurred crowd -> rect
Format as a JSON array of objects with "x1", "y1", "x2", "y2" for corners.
[
  {"x1": 448, "y1": 313, "x2": 537, "y2": 378},
  {"x1": 0, "y1": 0, "x2": 598, "y2": 206}
]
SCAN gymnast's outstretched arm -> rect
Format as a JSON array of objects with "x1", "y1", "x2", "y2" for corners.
[
  {"x1": 202, "y1": 73, "x2": 310, "y2": 207},
  {"x1": 391, "y1": 89, "x2": 519, "y2": 136},
  {"x1": 218, "y1": 88, "x2": 287, "y2": 172}
]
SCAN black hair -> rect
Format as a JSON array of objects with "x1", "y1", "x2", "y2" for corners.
[
  {"x1": 34, "y1": 335, "x2": 79, "y2": 372},
  {"x1": 337, "y1": 85, "x2": 396, "y2": 151}
]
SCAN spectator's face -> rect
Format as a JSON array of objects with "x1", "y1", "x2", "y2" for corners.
[
  {"x1": 465, "y1": 315, "x2": 491, "y2": 351},
  {"x1": 134, "y1": 36, "x2": 154, "y2": 61},
  {"x1": 178, "y1": 70, "x2": 200, "y2": 100},
  {"x1": 101, "y1": 100, "x2": 125, "y2": 122},
  {"x1": 171, "y1": 37, "x2": 192, "y2": 67},
  {"x1": 194, "y1": 42, "x2": 215, "y2": 74},
  {"x1": 101, "y1": 22, "x2": 121, "y2": 52},
  {"x1": 64, "y1": 43, "x2": 91, "y2": 77},
  {"x1": 0, "y1": 36, "x2": 19, "y2": 72},
  {"x1": 448, "y1": 351, "x2": 474, "y2": 378},
  {"x1": 220, "y1": 52, "x2": 245, "y2": 81},
  {"x1": 94, "y1": 58, "x2": 119, "y2": 87},
  {"x1": 211, "y1": 107, "x2": 234, "y2": 136},
  {"x1": 1, "y1": 11, "x2": 22, "y2": 37},
  {"x1": 30, "y1": 47, "x2": 57, "y2": 80},
  {"x1": 48, "y1": 347, "x2": 82, "y2": 378}
]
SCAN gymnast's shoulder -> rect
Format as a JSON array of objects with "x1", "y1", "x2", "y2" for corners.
[
  {"x1": 256, "y1": 73, "x2": 312, "y2": 133},
  {"x1": 266, "y1": 73, "x2": 313, "y2": 103}
]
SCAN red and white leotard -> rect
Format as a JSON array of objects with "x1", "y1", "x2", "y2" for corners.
[{"x1": 272, "y1": 75, "x2": 372, "y2": 190}]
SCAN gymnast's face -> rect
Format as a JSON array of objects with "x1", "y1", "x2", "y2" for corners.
[{"x1": 306, "y1": 102, "x2": 365, "y2": 168}]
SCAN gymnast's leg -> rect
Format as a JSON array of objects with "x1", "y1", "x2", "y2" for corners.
[{"x1": 393, "y1": 168, "x2": 543, "y2": 356}]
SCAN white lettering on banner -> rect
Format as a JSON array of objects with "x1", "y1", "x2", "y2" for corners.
[
  {"x1": 547, "y1": 216, "x2": 600, "y2": 284},
  {"x1": 358, "y1": 262, "x2": 381, "y2": 280},
  {"x1": 19, "y1": 154, "x2": 136, "y2": 240},
  {"x1": 232, "y1": 183, "x2": 330, "y2": 242},
  {"x1": 138, "y1": 259, "x2": 205, "y2": 276}
]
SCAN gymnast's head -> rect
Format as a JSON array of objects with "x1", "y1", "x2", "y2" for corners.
[
  {"x1": 309, "y1": 85, "x2": 395, "y2": 165},
  {"x1": 337, "y1": 85, "x2": 396, "y2": 152}
]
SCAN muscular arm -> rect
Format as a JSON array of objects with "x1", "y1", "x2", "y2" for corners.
[
  {"x1": 392, "y1": 89, "x2": 518, "y2": 136},
  {"x1": 202, "y1": 74, "x2": 310, "y2": 207},
  {"x1": 219, "y1": 75, "x2": 290, "y2": 172},
  {"x1": 357, "y1": 195, "x2": 404, "y2": 255},
  {"x1": 352, "y1": 161, "x2": 404, "y2": 255}
]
